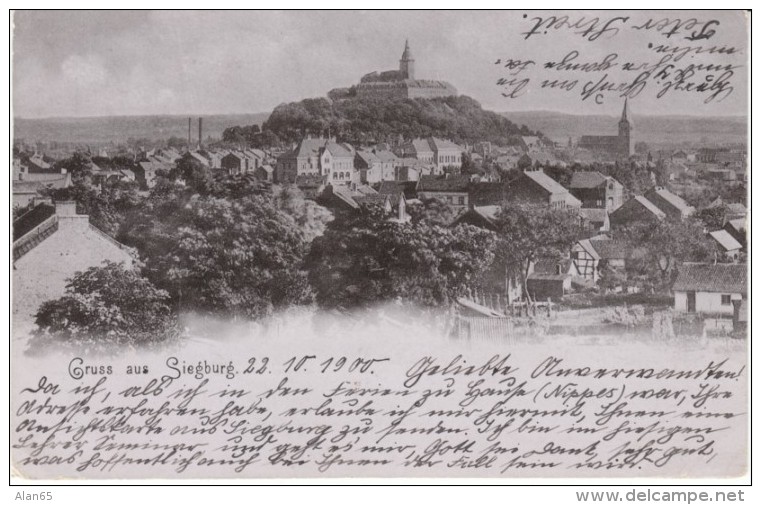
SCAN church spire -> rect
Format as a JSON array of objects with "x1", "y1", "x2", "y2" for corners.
[
  {"x1": 620, "y1": 98, "x2": 631, "y2": 123},
  {"x1": 399, "y1": 39, "x2": 415, "y2": 80},
  {"x1": 402, "y1": 39, "x2": 412, "y2": 59}
]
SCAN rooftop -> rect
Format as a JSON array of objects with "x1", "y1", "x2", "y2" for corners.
[
  {"x1": 588, "y1": 239, "x2": 628, "y2": 259},
  {"x1": 570, "y1": 171, "x2": 609, "y2": 189},
  {"x1": 13, "y1": 203, "x2": 55, "y2": 241},
  {"x1": 709, "y1": 230, "x2": 743, "y2": 251},
  {"x1": 672, "y1": 262, "x2": 747, "y2": 293},
  {"x1": 578, "y1": 208, "x2": 609, "y2": 223},
  {"x1": 645, "y1": 187, "x2": 694, "y2": 214},
  {"x1": 523, "y1": 170, "x2": 570, "y2": 196},
  {"x1": 631, "y1": 195, "x2": 667, "y2": 218},
  {"x1": 417, "y1": 174, "x2": 470, "y2": 193}
]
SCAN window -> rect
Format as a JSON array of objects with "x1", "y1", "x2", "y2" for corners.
[
  {"x1": 721, "y1": 294, "x2": 732, "y2": 306},
  {"x1": 333, "y1": 172, "x2": 337, "y2": 179},
  {"x1": 458, "y1": 196, "x2": 465, "y2": 205}
]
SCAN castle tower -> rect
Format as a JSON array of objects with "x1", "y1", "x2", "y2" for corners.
[
  {"x1": 399, "y1": 39, "x2": 415, "y2": 80},
  {"x1": 618, "y1": 98, "x2": 634, "y2": 157}
]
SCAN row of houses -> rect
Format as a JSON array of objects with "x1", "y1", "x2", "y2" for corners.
[{"x1": 275, "y1": 136, "x2": 465, "y2": 187}]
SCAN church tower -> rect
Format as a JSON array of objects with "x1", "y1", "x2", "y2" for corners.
[
  {"x1": 618, "y1": 98, "x2": 634, "y2": 157},
  {"x1": 399, "y1": 39, "x2": 415, "y2": 80}
]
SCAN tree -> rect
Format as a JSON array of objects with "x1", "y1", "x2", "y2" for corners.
[
  {"x1": 598, "y1": 260, "x2": 627, "y2": 293},
  {"x1": 169, "y1": 155, "x2": 215, "y2": 195},
  {"x1": 614, "y1": 218, "x2": 719, "y2": 292},
  {"x1": 407, "y1": 198, "x2": 460, "y2": 227},
  {"x1": 543, "y1": 163, "x2": 574, "y2": 188},
  {"x1": 272, "y1": 185, "x2": 334, "y2": 242},
  {"x1": 252, "y1": 130, "x2": 281, "y2": 149},
  {"x1": 42, "y1": 178, "x2": 141, "y2": 237},
  {"x1": 167, "y1": 136, "x2": 189, "y2": 149},
  {"x1": 695, "y1": 205, "x2": 727, "y2": 231},
  {"x1": 306, "y1": 206, "x2": 496, "y2": 309},
  {"x1": 31, "y1": 261, "x2": 177, "y2": 352},
  {"x1": 261, "y1": 94, "x2": 541, "y2": 146},
  {"x1": 53, "y1": 150, "x2": 92, "y2": 176},
  {"x1": 517, "y1": 153, "x2": 533, "y2": 170},
  {"x1": 491, "y1": 202, "x2": 584, "y2": 298},
  {"x1": 603, "y1": 160, "x2": 654, "y2": 196},
  {"x1": 460, "y1": 152, "x2": 477, "y2": 175},
  {"x1": 123, "y1": 193, "x2": 312, "y2": 318}
]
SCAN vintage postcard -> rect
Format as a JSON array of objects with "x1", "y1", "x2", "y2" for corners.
[{"x1": 10, "y1": 10, "x2": 749, "y2": 481}]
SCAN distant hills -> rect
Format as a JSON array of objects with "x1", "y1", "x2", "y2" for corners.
[
  {"x1": 501, "y1": 111, "x2": 747, "y2": 147},
  {"x1": 13, "y1": 109, "x2": 746, "y2": 149},
  {"x1": 13, "y1": 113, "x2": 270, "y2": 145}
]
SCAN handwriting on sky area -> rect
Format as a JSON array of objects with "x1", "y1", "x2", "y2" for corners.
[
  {"x1": 12, "y1": 351, "x2": 746, "y2": 477},
  {"x1": 496, "y1": 14, "x2": 743, "y2": 105}
]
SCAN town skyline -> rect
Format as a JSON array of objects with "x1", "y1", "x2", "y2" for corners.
[{"x1": 13, "y1": 10, "x2": 749, "y2": 119}]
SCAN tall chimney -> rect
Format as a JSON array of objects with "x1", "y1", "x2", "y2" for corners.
[
  {"x1": 187, "y1": 117, "x2": 192, "y2": 151},
  {"x1": 198, "y1": 117, "x2": 203, "y2": 150}
]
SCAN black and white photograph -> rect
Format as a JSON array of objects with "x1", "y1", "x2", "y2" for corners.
[{"x1": 9, "y1": 9, "x2": 750, "y2": 486}]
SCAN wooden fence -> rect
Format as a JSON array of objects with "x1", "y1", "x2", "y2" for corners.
[{"x1": 453, "y1": 315, "x2": 516, "y2": 344}]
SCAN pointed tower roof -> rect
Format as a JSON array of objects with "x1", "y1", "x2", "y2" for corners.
[
  {"x1": 620, "y1": 98, "x2": 631, "y2": 123},
  {"x1": 401, "y1": 39, "x2": 413, "y2": 60}
]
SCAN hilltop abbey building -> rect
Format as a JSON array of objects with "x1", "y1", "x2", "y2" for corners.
[
  {"x1": 353, "y1": 40, "x2": 458, "y2": 99},
  {"x1": 578, "y1": 99, "x2": 635, "y2": 158}
]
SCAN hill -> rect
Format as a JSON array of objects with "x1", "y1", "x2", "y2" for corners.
[
  {"x1": 261, "y1": 95, "x2": 541, "y2": 146},
  {"x1": 502, "y1": 111, "x2": 747, "y2": 147},
  {"x1": 13, "y1": 113, "x2": 270, "y2": 145}
]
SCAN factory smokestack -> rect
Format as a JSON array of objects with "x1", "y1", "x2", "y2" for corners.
[
  {"x1": 198, "y1": 117, "x2": 203, "y2": 150},
  {"x1": 187, "y1": 117, "x2": 192, "y2": 151}
]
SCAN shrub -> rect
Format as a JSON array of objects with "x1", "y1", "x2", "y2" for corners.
[{"x1": 29, "y1": 261, "x2": 179, "y2": 354}]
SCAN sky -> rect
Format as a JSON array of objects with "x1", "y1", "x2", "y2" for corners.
[{"x1": 12, "y1": 10, "x2": 749, "y2": 118}]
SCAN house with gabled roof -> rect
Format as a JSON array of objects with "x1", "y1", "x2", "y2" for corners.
[
  {"x1": 709, "y1": 230, "x2": 742, "y2": 262},
  {"x1": 323, "y1": 185, "x2": 408, "y2": 222},
  {"x1": 526, "y1": 258, "x2": 581, "y2": 301},
  {"x1": 26, "y1": 153, "x2": 52, "y2": 173},
  {"x1": 506, "y1": 169, "x2": 582, "y2": 210},
  {"x1": 644, "y1": 187, "x2": 695, "y2": 220},
  {"x1": 395, "y1": 157, "x2": 430, "y2": 181},
  {"x1": 416, "y1": 174, "x2": 470, "y2": 209},
  {"x1": 255, "y1": 164, "x2": 274, "y2": 183},
  {"x1": 569, "y1": 171, "x2": 624, "y2": 211},
  {"x1": 277, "y1": 137, "x2": 324, "y2": 183},
  {"x1": 723, "y1": 218, "x2": 746, "y2": 250},
  {"x1": 355, "y1": 148, "x2": 398, "y2": 184},
  {"x1": 137, "y1": 157, "x2": 173, "y2": 188},
  {"x1": 396, "y1": 137, "x2": 463, "y2": 174},
  {"x1": 454, "y1": 205, "x2": 500, "y2": 231},
  {"x1": 13, "y1": 201, "x2": 135, "y2": 323},
  {"x1": 221, "y1": 151, "x2": 256, "y2": 176},
  {"x1": 571, "y1": 236, "x2": 629, "y2": 283},
  {"x1": 276, "y1": 137, "x2": 357, "y2": 185},
  {"x1": 578, "y1": 208, "x2": 610, "y2": 234},
  {"x1": 377, "y1": 180, "x2": 418, "y2": 201},
  {"x1": 13, "y1": 173, "x2": 72, "y2": 209},
  {"x1": 609, "y1": 195, "x2": 666, "y2": 228},
  {"x1": 321, "y1": 141, "x2": 357, "y2": 186},
  {"x1": 672, "y1": 263, "x2": 746, "y2": 315},
  {"x1": 184, "y1": 150, "x2": 211, "y2": 168}
]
